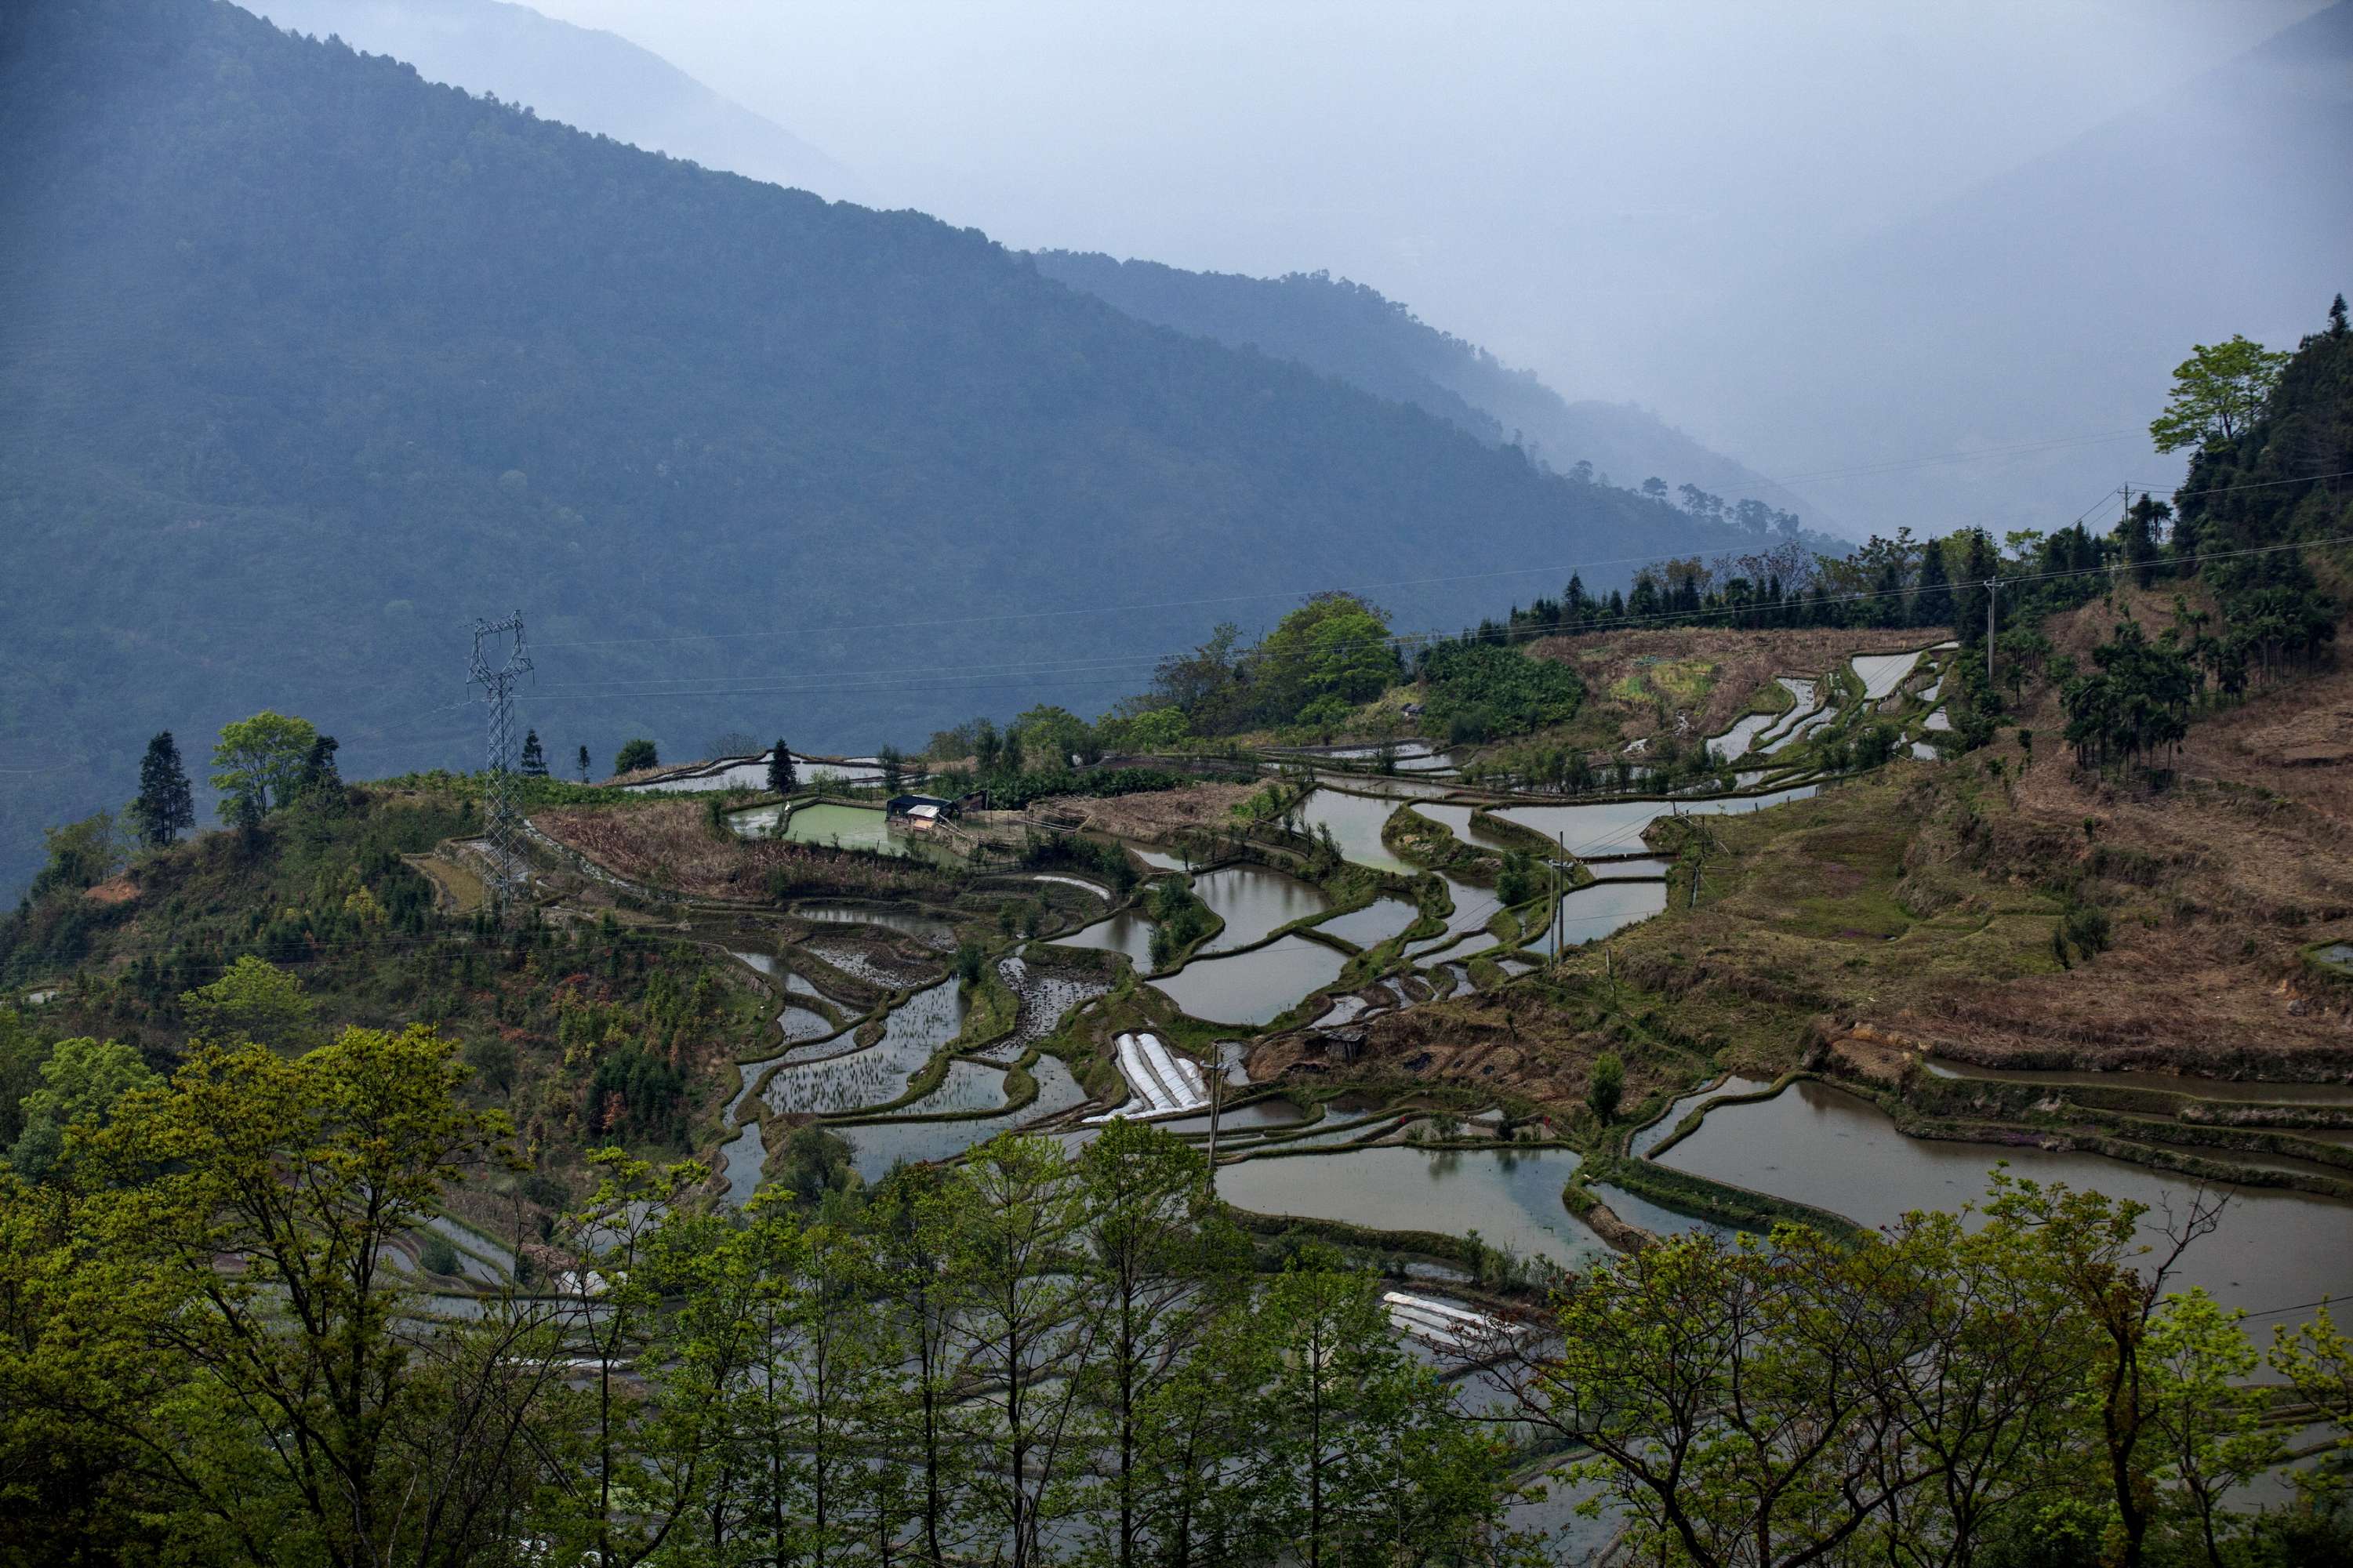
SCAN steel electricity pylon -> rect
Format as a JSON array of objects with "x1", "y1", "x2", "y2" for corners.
[{"x1": 467, "y1": 612, "x2": 534, "y2": 907}]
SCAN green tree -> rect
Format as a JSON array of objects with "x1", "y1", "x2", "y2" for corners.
[
  {"x1": 1074, "y1": 1120, "x2": 1244, "y2": 1568},
  {"x1": 954, "y1": 1134, "x2": 1091, "y2": 1568},
  {"x1": 866, "y1": 1162, "x2": 980, "y2": 1563},
  {"x1": 2144, "y1": 1290, "x2": 2277, "y2": 1568},
  {"x1": 1586, "y1": 1050, "x2": 1625, "y2": 1123},
  {"x1": 28, "y1": 811, "x2": 123, "y2": 898},
  {"x1": 2148, "y1": 335, "x2": 2289, "y2": 453},
  {"x1": 1117, "y1": 706, "x2": 1191, "y2": 753},
  {"x1": 766, "y1": 739, "x2": 797, "y2": 795},
  {"x1": 1012, "y1": 705, "x2": 1089, "y2": 771},
  {"x1": 1249, "y1": 593, "x2": 1396, "y2": 720},
  {"x1": 2118, "y1": 494, "x2": 2169, "y2": 589},
  {"x1": 1530, "y1": 1227, "x2": 1925, "y2": 1568},
  {"x1": 1952, "y1": 528, "x2": 2003, "y2": 652},
  {"x1": 519, "y1": 729, "x2": 547, "y2": 777},
  {"x1": 74, "y1": 1024, "x2": 534, "y2": 1568},
  {"x1": 577, "y1": 743, "x2": 592, "y2": 782},
  {"x1": 296, "y1": 732, "x2": 342, "y2": 803},
  {"x1": 132, "y1": 730, "x2": 195, "y2": 849},
  {"x1": 1257, "y1": 1249, "x2": 1504, "y2": 1568},
  {"x1": 2269, "y1": 1305, "x2": 2353, "y2": 1487},
  {"x1": 1915, "y1": 539, "x2": 1954, "y2": 626},
  {"x1": 210, "y1": 710, "x2": 320, "y2": 822},
  {"x1": 1982, "y1": 1171, "x2": 2228, "y2": 1568},
  {"x1": 7, "y1": 1035, "x2": 154, "y2": 1181},
  {"x1": 613, "y1": 738, "x2": 659, "y2": 775},
  {"x1": 532, "y1": 1153, "x2": 732, "y2": 1568},
  {"x1": 182, "y1": 955, "x2": 320, "y2": 1054},
  {"x1": 0, "y1": 1009, "x2": 45, "y2": 1153}
]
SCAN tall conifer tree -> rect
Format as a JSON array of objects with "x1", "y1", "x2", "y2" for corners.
[{"x1": 133, "y1": 730, "x2": 194, "y2": 848}]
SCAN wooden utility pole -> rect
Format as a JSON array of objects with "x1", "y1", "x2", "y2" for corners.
[
  {"x1": 1987, "y1": 575, "x2": 1998, "y2": 692},
  {"x1": 1204, "y1": 1053, "x2": 1223, "y2": 1196}
]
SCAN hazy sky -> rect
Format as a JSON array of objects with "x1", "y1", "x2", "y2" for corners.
[{"x1": 526, "y1": 0, "x2": 2321, "y2": 418}]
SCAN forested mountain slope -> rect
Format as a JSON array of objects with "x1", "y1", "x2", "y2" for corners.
[
  {"x1": 0, "y1": 0, "x2": 1755, "y2": 895},
  {"x1": 240, "y1": 0, "x2": 857, "y2": 199},
  {"x1": 1033, "y1": 251, "x2": 1833, "y2": 532}
]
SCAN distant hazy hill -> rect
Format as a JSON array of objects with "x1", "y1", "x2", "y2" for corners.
[
  {"x1": 241, "y1": 0, "x2": 856, "y2": 198},
  {"x1": 1032, "y1": 252, "x2": 1836, "y2": 533},
  {"x1": 1665, "y1": 0, "x2": 2353, "y2": 538},
  {"x1": 0, "y1": 0, "x2": 1756, "y2": 895}
]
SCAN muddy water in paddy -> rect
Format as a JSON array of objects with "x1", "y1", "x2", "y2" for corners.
[
  {"x1": 1195, "y1": 864, "x2": 1331, "y2": 952},
  {"x1": 1217, "y1": 1146, "x2": 1610, "y2": 1269},
  {"x1": 1922, "y1": 1058, "x2": 2353, "y2": 1105},
  {"x1": 1591, "y1": 1183, "x2": 1742, "y2": 1242},
  {"x1": 838, "y1": 1057, "x2": 1091, "y2": 1182},
  {"x1": 1408, "y1": 803, "x2": 1523, "y2": 855},
  {"x1": 1708, "y1": 710, "x2": 1782, "y2": 762},
  {"x1": 1152, "y1": 1098, "x2": 1308, "y2": 1134},
  {"x1": 1657, "y1": 1080, "x2": 2353, "y2": 1314},
  {"x1": 791, "y1": 903, "x2": 957, "y2": 946},
  {"x1": 760, "y1": 978, "x2": 968, "y2": 1116},
  {"x1": 892, "y1": 1058, "x2": 1010, "y2": 1116},
  {"x1": 720, "y1": 1123, "x2": 765, "y2": 1206},
  {"x1": 728, "y1": 800, "x2": 956, "y2": 863},
  {"x1": 1629, "y1": 1075, "x2": 1775, "y2": 1157},
  {"x1": 1851, "y1": 649, "x2": 1927, "y2": 701},
  {"x1": 1055, "y1": 909, "x2": 1157, "y2": 971},
  {"x1": 1480, "y1": 783, "x2": 1821, "y2": 859},
  {"x1": 1153, "y1": 935, "x2": 1348, "y2": 1025},
  {"x1": 1315, "y1": 897, "x2": 1418, "y2": 949},
  {"x1": 1295, "y1": 789, "x2": 1419, "y2": 873},
  {"x1": 1403, "y1": 873, "x2": 1505, "y2": 958},
  {"x1": 1552, "y1": 878, "x2": 1669, "y2": 946}
]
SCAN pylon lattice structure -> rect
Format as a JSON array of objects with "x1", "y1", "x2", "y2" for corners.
[{"x1": 467, "y1": 612, "x2": 534, "y2": 907}]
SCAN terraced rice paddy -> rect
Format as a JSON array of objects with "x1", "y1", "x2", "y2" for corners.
[
  {"x1": 1314, "y1": 897, "x2": 1418, "y2": 949},
  {"x1": 893, "y1": 1058, "x2": 1010, "y2": 1116},
  {"x1": 1196, "y1": 864, "x2": 1331, "y2": 952},
  {"x1": 1295, "y1": 788, "x2": 1419, "y2": 873},
  {"x1": 760, "y1": 978, "x2": 967, "y2": 1116},
  {"x1": 1151, "y1": 934, "x2": 1349, "y2": 1025},
  {"x1": 1216, "y1": 1145, "x2": 1610, "y2": 1269},
  {"x1": 1055, "y1": 909, "x2": 1157, "y2": 971},
  {"x1": 1549, "y1": 877, "x2": 1669, "y2": 946},
  {"x1": 1656, "y1": 1080, "x2": 2353, "y2": 1316},
  {"x1": 979, "y1": 955, "x2": 1113, "y2": 1062},
  {"x1": 1628, "y1": 1074, "x2": 1774, "y2": 1156},
  {"x1": 792, "y1": 903, "x2": 957, "y2": 947}
]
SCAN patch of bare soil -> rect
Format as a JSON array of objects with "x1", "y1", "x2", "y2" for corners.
[
  {"x1": 82, "y1": 876, "x2": 139, "y2": 906},
  {"x1": 535, "y1": 800, "x2": 950, "y2": 902},
  {"x1": 1032, "y1": 782, "x2": 1258, "y2": 841},
  {"x1": 1527, "y1": 625, "x2": 1931, "y2": 740},
  {"x1": 1854, "y1": 593, "x2": 2353, "y2": 1073},
  {"x1": 1254, "y1": 985, "x2": 1683, "y2": 1112}
]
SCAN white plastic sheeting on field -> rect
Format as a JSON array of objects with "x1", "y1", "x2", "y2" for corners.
[
  {"x1": 1382, "y1": 1290, "x2": 1517, "y2": 1355},
  {"x1": 1085, "y1": 1032, "x2": 1210, "y2": 1120}
]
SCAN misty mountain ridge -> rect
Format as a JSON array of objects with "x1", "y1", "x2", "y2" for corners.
[
  {"x1": 238, "y1": 0, "x2": 1831, "y2": 540},
  {"x1": 1033, "y1": 252, "x2": 1843, "y2": 537},
  {"x1": 241, "y1": 0, "x2": 858, "y2": 199},
  {"x1": 1663, "y1": 0, "x2": 2353, "y2": 539},
  {"x1": 0, "y1": 0, "x2": 1763, "y2": 895}
]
